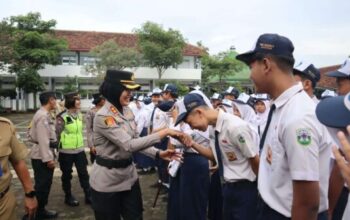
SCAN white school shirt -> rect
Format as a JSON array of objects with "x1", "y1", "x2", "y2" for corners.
[
  {"x1": 151, "y1": 107, "x2": 169, "y2": 132},
  {"x1": 258, "y1": 84, "x2": 332, "y2": 217},
  {"x1": 213, "y1": 109, "x2": 258, "y2": 182}
]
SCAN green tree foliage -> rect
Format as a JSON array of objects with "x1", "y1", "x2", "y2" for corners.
[
  {"x1": 135, "y1": 21, "x2": 186, "y2": 79},
  {"x1": 87, "y1": 39, "x2": 143, "y2": 76},
  {"x1": 62, "y1": 76, "x2": 79, "y2": 94},
  {"x1": 0, "y1": 12, "x2": 67, "y2": 93},
  {"x1": 201, "y1": 50, "x2": 244, "y2": 89}
]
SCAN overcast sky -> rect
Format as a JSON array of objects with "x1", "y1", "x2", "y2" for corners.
[{"x1": 1, "y1": 0, "x2": 349, "y2": 67}]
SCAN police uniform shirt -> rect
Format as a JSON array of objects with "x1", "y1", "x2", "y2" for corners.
[
  {"x1": 90, "y1": 101, "x2": 161, "y2": 192},
  {"x1": 213, "y1": 109, "x2": 258, "y2": 182},
  {"x1": 85, "y1": 107, "x2": 97, "y2": 148},
  {"x1": 0, "y1": 117, "x2": 28, "y2": 192},
  {"x1": 30, "y1": 107, "x2": 56, "y2": 162},
  {"x1": 258, "y1": 84, "x2": 332, "y2": 217}
]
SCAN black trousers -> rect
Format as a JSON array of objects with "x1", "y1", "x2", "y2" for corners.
[
  {"x1": 58, "y1": 151, "x2": 90, "y2": 196},
  {"x1": 31, "y1": 159, "x2": 54, "y2": 210},
  {"x1": 91, "y1": 180, "x2": 143, "y2": 220}
]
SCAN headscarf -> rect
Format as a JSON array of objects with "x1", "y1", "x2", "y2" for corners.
[
  {"x1": 99, "y1": 81, "x2": 125, "y2": 114},
  {"x1": 232, "y1": 101, "x2": 257, "y2": 125}
]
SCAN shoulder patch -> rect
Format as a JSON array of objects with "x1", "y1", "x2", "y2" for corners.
[
  {"x1": 296, "y1": 128, "x2": 312, "y2": 146},
  {"x1": 238, "y1": 135, "x2": 246, "y2": 144},
  {"x1": 104, "y1": 116, "x2": 117, "y2": 127},
  {"x1": 110, "y1": 106, "x2": 118, "y2": 115}
]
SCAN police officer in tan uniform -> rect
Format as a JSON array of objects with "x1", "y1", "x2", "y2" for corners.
[
  {"x1": 85, "y1": 93, "x2": 105, "y2": 164},
  {"x1": 89, "y1": 69, "x2": 185, "y2": 220},
  {"x1": 29, "y1": 91, "x2": 58, "y2": 219},
  {"x1": 0, "y1": 117, "x2": 37, "y2": 220}
]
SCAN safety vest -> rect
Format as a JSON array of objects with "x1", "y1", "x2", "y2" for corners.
[{"x1": 60, "y1": 112, "x2": 84, "y2": 150}]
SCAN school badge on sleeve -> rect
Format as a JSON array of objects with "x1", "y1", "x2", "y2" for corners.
[{"x1": 296, "y1": 128, "x2": 312, "y2": 146}]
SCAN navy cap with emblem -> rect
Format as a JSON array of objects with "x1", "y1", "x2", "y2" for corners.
[
  {"x1": 293, "y1": 61, "x2": 321, "y2": 84},
  {"x1": 105, "y1": 69, "x2": 141, "y2": 90},
  {"x1": 316, "y1": 92, "x2": 350, "y2": 128},
  {"x1": 163, "y1": 84, "x2": 178, "y2": 97},
  {"x1": 224, "y1": 86, "x2": 240, "y2": 98},
  {"x1": 326, "y1": 58, "x2": 350, "y2": 78},
  {"x1": 236, "y1": 33, "x2": 295, "y2": 65},
  {"x1": 175, "y1": 93, "x2": 207, "y2": 126}
]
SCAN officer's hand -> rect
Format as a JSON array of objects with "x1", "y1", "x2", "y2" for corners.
[
  {"x1": 178, "y1": 134, "x2": 193, "y2": 147},
  {"x1": 24, "y1": 196, "x2": 38, "y2": 219},
  {"x1": 47, "y1": 160, "x2": 55, "y2": 169},
  {"x1": 159, "y1": 149, "x2": 183, "y2": 162},
  {"x1": 90, "y1": 147, "x2": 97, "y2": 155},
  {"x1": 332, "y1": 125, "x2": 350, "y2": 186}
]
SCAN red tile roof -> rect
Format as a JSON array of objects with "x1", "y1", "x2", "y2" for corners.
[
  {"x1": 54, "y1": 30, "x2": 204, "y2": 56},
  {"x1": 317, "y1": 65, "x2": 340, "y2": 89}
]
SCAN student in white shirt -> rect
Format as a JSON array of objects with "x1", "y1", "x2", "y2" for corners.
[{"x1": 236, "y1": 33, "x2": 332, "y2": 220}]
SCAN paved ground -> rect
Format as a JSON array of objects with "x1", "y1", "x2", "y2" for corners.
[{"x1": 2, "y1": 113, "x2": 167, "y2": 220}]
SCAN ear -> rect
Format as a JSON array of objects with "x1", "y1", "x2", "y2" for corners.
[
  {"x1": 304, "y1": 79, "x2": 312, "y2": 90},
  {"x1": 262, "y1": 57, "x2": 273, "y2": 74}
]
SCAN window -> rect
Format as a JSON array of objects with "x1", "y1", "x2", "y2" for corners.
[
  {"x1": 62, "y1": 56, "x2": 77, "y2": 65},
  {"x1": 82, "y1": 57, "x2": 96, "y2": 66}
]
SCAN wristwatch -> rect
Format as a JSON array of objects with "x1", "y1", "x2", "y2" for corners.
[{"x1": 25, "y1": 190, "x2": 36, "y2": 198}]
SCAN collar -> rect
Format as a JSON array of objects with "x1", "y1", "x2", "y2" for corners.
[
  {"x1": 215, "y1": 109, "x2": 225, "y2": 133},
  {"x1": 272, "y1": 83, "x2": 303, "y2": 109}
]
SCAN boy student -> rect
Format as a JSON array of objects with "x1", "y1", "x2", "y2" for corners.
[
  {"x1": 236, "y1": 33, "x2": 332, "y2": 220},
  {"x1": 175, "y1": 93, "x2": 259, "y2": 220}
]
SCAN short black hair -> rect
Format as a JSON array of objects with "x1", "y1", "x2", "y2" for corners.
[
  {"x1": 252, "y1": 52, "x2": 295, "y2": 73},
  {"x1": 39, "y1": 92, "x2": 56, "y2": 105},
  {"x1": 294, "y1": 72, "x2": 317, "y2": 88}
]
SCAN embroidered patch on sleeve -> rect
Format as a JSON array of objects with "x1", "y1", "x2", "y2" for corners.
[
  {"x1": 104, "y1": 117, "x2": 116, "y2": 127},
  {"x1": 238, "y1": 135, "x2": 246, "y2": 144},
  {"x1": 296, "y1": 128, "x2": 312, "y2": 146}
]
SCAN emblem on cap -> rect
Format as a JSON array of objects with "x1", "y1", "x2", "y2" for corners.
[
  {"x1": 296, "y1": 128, "x2": 312, "y2": 146},
  {"x1": 131, "y1": 73, "x2": 135, "y2": 81}
]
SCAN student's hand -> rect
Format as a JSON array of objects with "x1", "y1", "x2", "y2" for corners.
[
  {"x1": 332, "y1": 126, "x2": 350, "y2": 187},
  {"x1": 159, "y1": 149, "x2": 183, "y2": 162}
]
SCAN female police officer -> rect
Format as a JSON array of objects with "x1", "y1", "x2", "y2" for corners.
[{"x1": 89, "y1": 70, "x2": 185, "y2": 220}]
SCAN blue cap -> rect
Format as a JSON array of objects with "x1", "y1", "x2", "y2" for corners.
[
  {"x1": 143, "y1": 97, "x2": 152, "y2": 105},
  {"x1": 163, "y1": 84, "x2": 178, "y2": 97},
  {"x1": 293, "y1": 61, "x2": 320, "y2": 84},
  {"x1": 326, "y1": 58, "x2": 350, "y2": 78},
  {"x1": 158, "y1": 100, "x2": 176, "y2": 112},
  {"x1": 316, "y1": 92, "x2": 350, "y2": 128},
  {"x1": 236, "y1": 33, "x2": 295, "y2": 65},
  {"x1": 175, "y1": 93, "x2": 207, "y2": 126},
  {"x1": 224, "y1": 86, "x2": 240, "y2": 98}
]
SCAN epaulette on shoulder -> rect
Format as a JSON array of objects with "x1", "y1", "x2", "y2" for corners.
[{"x1": 0, "y1": 117, "x2": 13, "y2": 125}]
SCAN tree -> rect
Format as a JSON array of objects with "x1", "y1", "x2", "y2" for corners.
[
  {"x1": 0, "y1": 12, "x2": 67, "y2": 109},
  {"x1": 62, "y1": 76, "x2": 79, "y2": 94},
  {"x1": 135, "y1": 21, "x2": 186, "y2": 80},
  {"x1": 201, "y1": 49, "x2": 244, "y2": 90},
  {"x1": 87, "y1": 39, "x2": 143, "y2": 76}
]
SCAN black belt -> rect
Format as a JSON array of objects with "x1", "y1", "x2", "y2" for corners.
[
  {"x1": 96, "y1": 156, "x2": 133, "y2": 169},
  {"x1": 0, "y1": 186, "x2": 10, "y2": 199}
]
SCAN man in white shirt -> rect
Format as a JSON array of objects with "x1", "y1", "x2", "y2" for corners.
[{"x1": 236, "y1": 33, "x2": 332, "y2": 220}]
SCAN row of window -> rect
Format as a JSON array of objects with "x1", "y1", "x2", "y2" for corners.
[{"x1": 61, "y1": 55, "x2": 201, "y2": 69}]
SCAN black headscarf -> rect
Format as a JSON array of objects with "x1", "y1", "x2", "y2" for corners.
[{"x1": 99, "y1": 81, "x2": 125, "y2": 114}]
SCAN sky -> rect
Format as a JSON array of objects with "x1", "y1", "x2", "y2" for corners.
[{"x1": 1, "y1": 0, "x2": 349, "y2": 67}]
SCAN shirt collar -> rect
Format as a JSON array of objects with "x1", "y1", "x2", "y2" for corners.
[
  {"x1": 215, "y1": 109, "x2": 225, "y2": 133},
  {"x1": 272, "y1": 83, "x2": 303, "y2": 109}
]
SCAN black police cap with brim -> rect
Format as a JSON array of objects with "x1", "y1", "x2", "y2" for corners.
[
  {"x1": 316, "y1": 94, "x2": 350, "y2": 129},
  {"x1": 105, "y1": 69, "x2": 141, "y2": 90}
]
